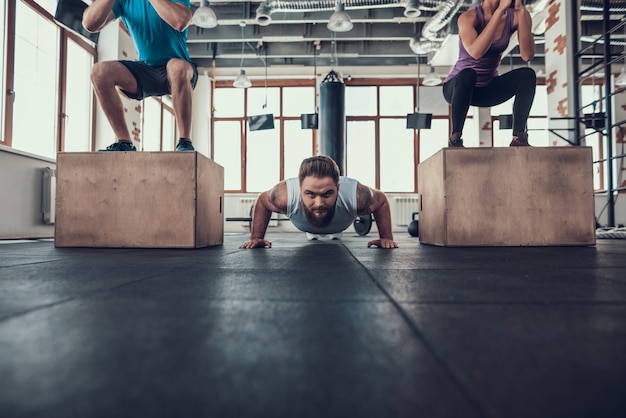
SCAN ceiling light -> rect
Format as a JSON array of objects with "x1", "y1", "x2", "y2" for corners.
[
  {"x1": 192, "y1": 0, "x2": 217, "y2": 29},
  {"x1": 233, "y1": 24, "x2": 251, "y2": 88},
  {"x1": 327, "y1": 1, "x2": 353, "y2": 33},
  {"x1": 233, "y1": 69, "x2": 251, "y2": 88},
  {"x1": 422, "y1": 66, "x2": 442, "y2": 86}
]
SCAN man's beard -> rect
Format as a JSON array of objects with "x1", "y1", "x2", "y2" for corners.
[{"x1": 302, "y1": 201, "x2": 336, "y2": 228}]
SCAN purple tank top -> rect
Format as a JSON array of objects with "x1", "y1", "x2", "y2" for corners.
[{"x1": 444, "y1": 5, "x2": 515, "y2": 87}]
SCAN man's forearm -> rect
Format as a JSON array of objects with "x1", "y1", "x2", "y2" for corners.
[
  {"x1": 83, "y1": 0, "x2": 116, "y2": 32},
  {"x1": 149, "y1": 0, "x2": 192, "y2": 31},
  {"x1": 250, "y1": 200, "x2": 273, "y2": 240},
  {"x1": 372, "y1": 201, "x2": 394, "y2": 240}
]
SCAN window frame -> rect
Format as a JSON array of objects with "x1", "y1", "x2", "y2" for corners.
[
  {"x1": 212, "y1": 79, "x2": 317, "y2": 193},
  {"x1": 2, "y1": 0, "x2": 97, "y2": 154}
]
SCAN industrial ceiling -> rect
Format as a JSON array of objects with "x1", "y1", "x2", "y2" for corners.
[{"x1": 185, "y1": 0, "x2": 626, "y2": 78}]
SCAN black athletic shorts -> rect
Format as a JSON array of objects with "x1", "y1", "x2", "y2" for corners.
[{"x1": 119, "y1": 60, "x2": 198, "y2": 100}]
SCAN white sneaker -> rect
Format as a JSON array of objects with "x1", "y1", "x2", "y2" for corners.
[
  {"x1": 306, "y1": 232, "x2": 320, "y2": 240},
  {"x1": 306, "y1": 232, "x2": 342, "y2": 240}
]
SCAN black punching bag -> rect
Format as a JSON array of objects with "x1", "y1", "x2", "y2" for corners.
[{"x1": 319, "y1": 70, "x2": 346, "y2": 174}]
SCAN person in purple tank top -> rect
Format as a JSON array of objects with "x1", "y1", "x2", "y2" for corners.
[{"x1": 443, "y1": 0, "x2": 536, "y2": 147}]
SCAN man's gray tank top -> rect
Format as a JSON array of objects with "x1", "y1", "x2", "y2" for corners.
[{"x1": 286, "y1": 176, "x2": 359, "y2": 234}]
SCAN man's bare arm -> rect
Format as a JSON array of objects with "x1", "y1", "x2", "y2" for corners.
[
  {"x1": 239, "y1": 181, "x2": 288, "y2": 249},
  {"x1": 149, "y1": 0, "x2": 193, "y2": 31},
  {"x1": 82, "y1": 0, "x2": 117, "y2": 33},
  {"x1": 356, "y1": 183, "x2": 398, "y2": 249}
]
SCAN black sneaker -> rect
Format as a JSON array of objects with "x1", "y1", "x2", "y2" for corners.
[
  {"x1": 448, "y1": 133, "x2": 464, "y2": 148},
  {"x1": 176, "y1": 138, "x2": 195, "y2": 151},
  {"x1": 99, "y1": 141, "x2": 136, "y2": 152},
  {"x1": 510, "y1": 132, "x2": 531, "y2": 147}
]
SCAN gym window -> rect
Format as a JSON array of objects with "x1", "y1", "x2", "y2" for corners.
[{"x1": 2, "y1": 0, "x2": 96, "y2": 157}]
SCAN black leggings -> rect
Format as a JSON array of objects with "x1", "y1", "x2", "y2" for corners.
[{"x1": 442, "y1": 67, "x2": 536, "y2": 136}]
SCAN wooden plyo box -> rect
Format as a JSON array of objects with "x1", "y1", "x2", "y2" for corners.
[
  {"x1": 55, "y1": 152, "x2": 224, "y2": 248},
  {"x1": 417, "y1": 147, "x2": 596, "y2": 247}
]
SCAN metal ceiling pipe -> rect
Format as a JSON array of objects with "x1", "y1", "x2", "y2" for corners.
[
  {"x1": 262, "y1": 0, "x2": 404, "y2": 14},
  {"x1": 409, "y1": 37, "x2": 441, "y2": 54},
  {"x1": 404, "y1": 0, "x2": 421, "y2": 17},
  {"x1": 580, "y1": 0, "x2": 626, "y2": 12},
  {"x1": 421, "y1": 0, "x2": 465, "y2": 42},
  {"x1": 255, "y1": 2, "x2": 272, "y2": 26}
]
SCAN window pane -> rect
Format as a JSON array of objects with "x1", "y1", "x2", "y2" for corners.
[
  {"x1": 283, "y1": 87, "x2": 315, "y2": 116},
  {"x1": 214, "y1": 121, "x2": 242, "y2": 190},
  {"x1": 142, "y1": 98, "x2": 162, "y2": 151},
  {"x1": 12, "y1": 1, "x2": 60, "y2": 158},
  {"x1": 493, "y1": 119, "x2": 510, "y2": 147},
  {"x1": 527, "y1": 118, "x2": 549, "y2": 146},
  {"x1": 247, "y1": 87, "x2": 280, "y2": 115},
  {"x1": 380, "y1": 86, "x2": 413, "y2": 116},
  {"x1": 462, "y1": 116, "x2": 479, "y2": 147},
  {"x1": 246, "y1": 123, "x2": 280, "y2": 192},
  {"x1": 35, "y1": 0, "x2": 57, "y2": 15},
  {"x1": 63, "y1": 38, "x2": 93, "y2": 152},
  {"x1": 284, "y1": 120, "x2": 313, "y2": 179},
  {"x1": 346, "y1": 120, "x2": 375, "y2": 186},
  {"x1": 491, "y1": 97, "x2": 514, "y2": 115},
  {"x1": 581, "y1": 84, "x2": 602, "y2": 113},
  {"x1": 491, "y1": 83, "x2": 546, "y2": 117},
  {"x1": 530, "y1": 86, "x2": 547, "y2": 116},
  {"x1": 214, "y1": 88, "x2": 244, "y2": 117},
  {"x1": 345, "y1": 86, "x2": 377, "y2": 116},
  {"x1": 419, "y1": 119, "x2": 448, "y2": 162},
  {"x1": 588, "y1": 131, "x2": 602, "y2": 190},
  {"x1": 380, "y1": 118, "x2": 414, "y2": 191}
]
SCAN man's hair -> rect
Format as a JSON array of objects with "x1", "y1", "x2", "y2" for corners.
[{"x1": 298, "y1": 156, "x2": 340, "y2": 185}]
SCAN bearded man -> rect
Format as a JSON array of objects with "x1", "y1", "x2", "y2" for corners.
[{"x1": 239, "y1": 156, "x2": 398, "y2": 249}]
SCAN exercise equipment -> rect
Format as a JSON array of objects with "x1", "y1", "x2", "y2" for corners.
[
  {"x1": 353, "y1": 214, "x2": 372, "y2": 236},
  {"x1": 319, "y1": 70, "x2": 346, "y2": 174},
  {"x1": 408, "y1": 212, "x2": 419, "y2": 237}
]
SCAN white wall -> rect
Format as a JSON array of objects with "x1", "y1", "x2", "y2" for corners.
[{"x1": 0, "y1": 145, "x2": 56, "y2": 239}]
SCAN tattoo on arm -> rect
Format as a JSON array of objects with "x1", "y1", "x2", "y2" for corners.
[
  {"x1": 356, "y1": 183, "x2": 375, "y2": 215},
  {"x1": 265, "y1": 182, "x2": 288, "y2": 214}
]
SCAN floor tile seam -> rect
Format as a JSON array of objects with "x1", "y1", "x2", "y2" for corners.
[
  {"x1": 599, "y1": 278, "x2": 626, "y2": 286},
  {"x1": 363, "y1": 266, "x2": 617, "y2": 271},
  {"x1": 145, "y1": 297, "x2": 391, "y2": 303},
  {"x1": 396, "y1": 300, "x2": 626, "y2": 306},
  {"x1": 0, "y1": 259, "x2": 68, "y2": 269},
  {"x1": 342, "y1": 244, "x2": 500, "y2": 418},
  {"x1": 0, "y1": 273, "x2": 169, "y2": 324}
]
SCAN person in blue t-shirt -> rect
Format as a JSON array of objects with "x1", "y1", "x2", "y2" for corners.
[
  {"x1": 83, "y1": 0, "x2": 198, "y2": 152},
  {"x1": 239, "y1": 156, "x2": 399, "y2": 249}
]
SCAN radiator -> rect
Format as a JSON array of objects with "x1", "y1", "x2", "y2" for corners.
[
  {"x1": 240, "y1": 197, "x2": 278, "y2": 227},
  {"x1": 42, "y1": 167, "x2": 56, "y2": 225},
  {"x1": 393, "y1": 196, "x2": 419, "y2": 226}
]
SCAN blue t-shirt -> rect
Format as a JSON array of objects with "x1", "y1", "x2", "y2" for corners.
[
  {"x1": 286, "y1": 177, "x2": 359, "y2": 234},
  {"x1": 113, "y1": 0, "x2": 191, "y2": 66}
]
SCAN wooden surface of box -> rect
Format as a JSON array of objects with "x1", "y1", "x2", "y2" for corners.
[
  {"x1": 55, "y1": 152, "x2": 224, "y2": 248},
  {"x1": 417, "y1": 147, "x2": 595, "y2": 246}
]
